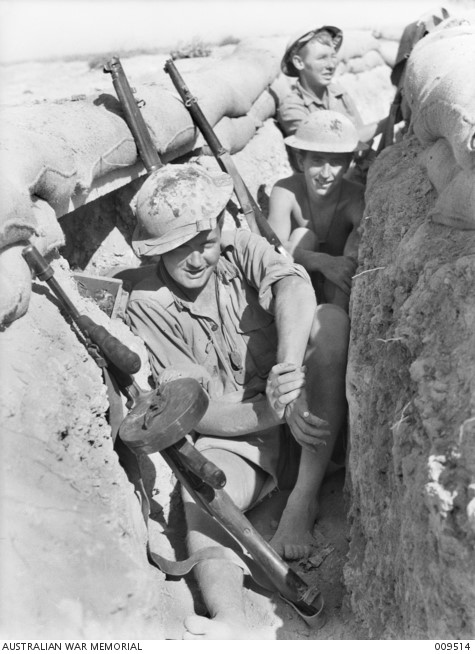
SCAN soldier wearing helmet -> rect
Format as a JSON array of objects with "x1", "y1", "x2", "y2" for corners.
[
  {"x1": 278, "y1": 25, "x2": 388, "y2": 163},
  {"x1": 127, "y1": 162, "x2": 350, "y2": 639},
  {"x1": 268, "y1": 110, "x2": 367, "y2": 311}
]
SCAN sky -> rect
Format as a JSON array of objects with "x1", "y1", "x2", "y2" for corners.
[{"x1": 0, "y1": 0, "x2": 454, "y2": 64}]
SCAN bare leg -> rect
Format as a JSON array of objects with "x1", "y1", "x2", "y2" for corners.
[
  {"x1": 270, "y1": 304, "x2": 349, "y2": 559},
  {"x1": 323, "y1": 278, "x2": 350, "y2": 312},
  {"x1": 182, "y1": 448, "x2": 276, "y2": 640}
]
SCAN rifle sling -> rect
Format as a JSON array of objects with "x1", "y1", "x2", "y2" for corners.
[{"x1": 104, "y1": 368, "x2": 274, "y2": 591}]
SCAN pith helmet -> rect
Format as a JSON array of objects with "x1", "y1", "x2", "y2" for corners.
[
  {"x1": 281, "y1": 26, "x2": 343, "y2": 77},
  {"x1": 284, "y1": 111, "x2": 368, "y2": 153},
  {"x1": 132, "y1": 164, "x2": 234, "y2": 257}
]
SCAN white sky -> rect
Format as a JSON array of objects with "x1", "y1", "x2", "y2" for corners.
[{"x1": 0, "y1": 0, "x2": 464, "y2": 63}]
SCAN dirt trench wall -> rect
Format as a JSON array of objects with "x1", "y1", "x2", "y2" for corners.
[
  {"x1": 0, "y1": 260, "x2": 170, "y2": 638},
  {"x1": 346, "y1": 133, "x2": 475, "y2": 636}
]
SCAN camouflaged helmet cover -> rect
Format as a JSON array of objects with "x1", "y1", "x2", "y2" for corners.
[
  {"x1": 284, "y1": 110, "x2": 368, "y2": 153},
  {"x1": 132, "y1": 164, "x2": 234, "y2": 257}
]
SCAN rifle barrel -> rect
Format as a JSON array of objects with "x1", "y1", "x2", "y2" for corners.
[{"x1": 104, "y1": 57, "x2": 162, "y2": 174}]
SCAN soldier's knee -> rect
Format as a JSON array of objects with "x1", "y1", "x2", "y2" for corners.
[{"x1": 309, "y1": 304, "x2": 350, "y2": 362}]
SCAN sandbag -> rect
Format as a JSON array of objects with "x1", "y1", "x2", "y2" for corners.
[
  {"x1": 201, "y1": 114, "x2": 260, "y2": 155},
  {"x1": 404, "y1": 23, "x2": 475, "y2": 170},
  {"x1": 1, "y1": 124, "x2": 77, "y2": 216},
  {"x1": 377, "y1": 39, "x2": 399, "y2": 68},
  {"x1": 0, "y1": 169, "x2": 38, "y2": 249},
  {"x1": 421, "y1": 139, "x2": 459, "y2": 193},
  {"x1": 421, "y1": 139, "x2": 475, "y2": 230},
  {"x1": 338, "y1": 30, "x2": 382, "y2": 62},
  {"x1": 429, "y1": 169, "x2": 475, "y2": 230},
  {"x1": 248, "y1": 89, "x2": 277, "y2": 123},
  {"x1": 0, "y1": 244, "x2": 32, "y2": 326},
  {"x1": 345, "y1": 50, "x2": 386, "y2": 74},
  {"x1": 139, "y1": 44, "x2": 280, "y2": 157},
  {"x1": 30, "y1": 199, "x2": 66, "y2": 254},
  {"x1": 1, "y1": 101, "x2": 138, "y2": 197},
  {"x1": 372, "y1": 25, "x2": 405, "y2": 42}
]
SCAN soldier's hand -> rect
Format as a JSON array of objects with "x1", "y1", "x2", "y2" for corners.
[
  {"x1": 266, "y1": 362, "x2": 306, "y2": 420},
  {"x1": 284, "y1": 392, "x2": 330, "y2": 452},
  {"x1": 320, "y1": 254, "x2": 357, "y2": 295}
]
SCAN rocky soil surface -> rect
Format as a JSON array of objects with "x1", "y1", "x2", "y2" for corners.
[{"x1": 346, "y1": 136, "x2": 475, "y2": 638}]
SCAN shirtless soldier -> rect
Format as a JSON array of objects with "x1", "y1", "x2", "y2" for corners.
[
  {"x1": 127, "y1": 163, "x2": 349, "y2": 639},
  {"x1": 268, "y1": 110, "x2": 366, "y2": 311}
]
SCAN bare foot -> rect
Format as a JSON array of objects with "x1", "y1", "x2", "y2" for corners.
[
  {"x1": 269, "y1": 491, "x2": 319, "y2": 560},
  {"x1": 183, "y1": 614, "x2": 276, "y2": 640}
]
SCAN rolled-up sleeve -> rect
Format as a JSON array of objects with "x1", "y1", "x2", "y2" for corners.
[
  {"x1": 277, "y1": 94, "x2": 308, "y2": 136},
  {"x1": 225, "y1": 229, "x2": 312, "y2": 314}
]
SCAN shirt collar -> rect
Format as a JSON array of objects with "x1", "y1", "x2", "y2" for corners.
[
  {"x1": 157, "y1": 252, "x2": 239, "y2": 314},
  {"x1": 295, "y1": 79, "x2": 344, "y2": 108}
]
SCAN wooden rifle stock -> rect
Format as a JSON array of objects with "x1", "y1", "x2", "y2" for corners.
[
  {"x1": 104, "y1": 56, "x2": 162, "y2": 173},
  {"x1": 22, "y1": 244, "x2": 141, "y2": 377},
  {"x1": 164, "y1": 58, "x2": 289, "y2": 257}
]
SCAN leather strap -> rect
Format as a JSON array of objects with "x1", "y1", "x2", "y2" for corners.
[
  {"x1": 148, "y1": 545, "x2": 273, "y2": 591},
  {"x1": 104, "y1": 370, "x2": 274, "y2": 591}
]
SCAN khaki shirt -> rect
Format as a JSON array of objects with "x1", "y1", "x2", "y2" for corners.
[
  {"x1": 126, "y1": 229, "x2": 310, "y2": 480},
  {"x1": 278, "y1": 80, "x2": 364, "y2": 136}
]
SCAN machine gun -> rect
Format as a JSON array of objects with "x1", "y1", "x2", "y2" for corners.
[
  {"x1": 22, "y1": 244, "x2": 324, "y2": 628},
  {"x1": 163, "y1": 58, "x2": 288, "y2": 257}
]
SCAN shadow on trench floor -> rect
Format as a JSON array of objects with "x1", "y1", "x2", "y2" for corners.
[
  {"x1": 246, "y1": 468, "x2": 370, "y2": 639},
  {"x1": 149, "y1": 467, "x2": 369, "y2": 640}
]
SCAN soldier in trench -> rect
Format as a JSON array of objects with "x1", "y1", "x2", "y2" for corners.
[
  {"x1": 267, "y1": 110, "x2": 366, "y2": 312},
  {"x1": 126, "y1": 162, "x2": 349, "y2": 639},
  {"x1": 278, "y1": 24, "x2": 386, "y2": 143},
  {"x1": 277, "y1": 25, "x2": 387, "y2": 180}
]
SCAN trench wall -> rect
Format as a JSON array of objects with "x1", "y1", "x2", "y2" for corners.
[{"x1": 345, "y1": 23, "x2": 475, "y2": 638}]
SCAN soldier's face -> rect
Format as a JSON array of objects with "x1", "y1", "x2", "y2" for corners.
[
  {"x1": 301, "y1": 150, "x2": 351, "y2": 197},
  {"x1": 294, "y1": 41, "x2": 338, "y2": 88},
  {"x1": 162, "y1": 226, "x2": 221, "y2": 293}
]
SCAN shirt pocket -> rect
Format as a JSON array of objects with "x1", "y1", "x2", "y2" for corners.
[{"x1": 235, "y1": 304, "x2": 277, "y2": 379}]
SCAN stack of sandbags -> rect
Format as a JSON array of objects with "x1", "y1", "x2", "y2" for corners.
[
  {"x1": 404, "y1": 21, "x2": 475, "y2": 229},
  {"x1": 337, "y1": 29, "x2": 387, "y2": 74},
  {"x1": 371, "y1": 24, "x2": 404, "y2": 69},
  {"x1": 0, "y1": 40, "x2": 281, "y2": 327}
]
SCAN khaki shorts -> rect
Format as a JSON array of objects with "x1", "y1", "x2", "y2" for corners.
[{"x1": 195, "y1": 424, "x2": 300, "y2": 492}]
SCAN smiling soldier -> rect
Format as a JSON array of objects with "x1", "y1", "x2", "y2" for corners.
[
  {"x1": 268, "y1": 110, "x2": 367, "y2": 311},
  {"x1": 278, "y1": 25, "x2": 386, "y2": 144},
  {"x1": 126, "y1": 163, "x2": 349, "y2": 639}
]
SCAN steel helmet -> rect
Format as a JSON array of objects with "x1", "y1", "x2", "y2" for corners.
[
  {"x1": 281, "y1": 26, "x2": 343, "y2": 77},
  {"x1": 132, "y1": 163, "x2": 234, "y2": 257},
  {"x1": 284, "y1": 111, "x2": 368, "y2": 153}
]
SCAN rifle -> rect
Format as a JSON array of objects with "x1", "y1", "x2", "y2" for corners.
[
  {"x1": 164, "y1": 58, "x2": 289, "y2": 257},
  {"x1": 104, "y1": 56, "x2": 163, "y2": 174},
  {"x1": 376, "y1": 89, "x2": 403, "y2": 155},
  {"x1": 22, "y1": 243, "x2": 325, "y2": 628}
]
